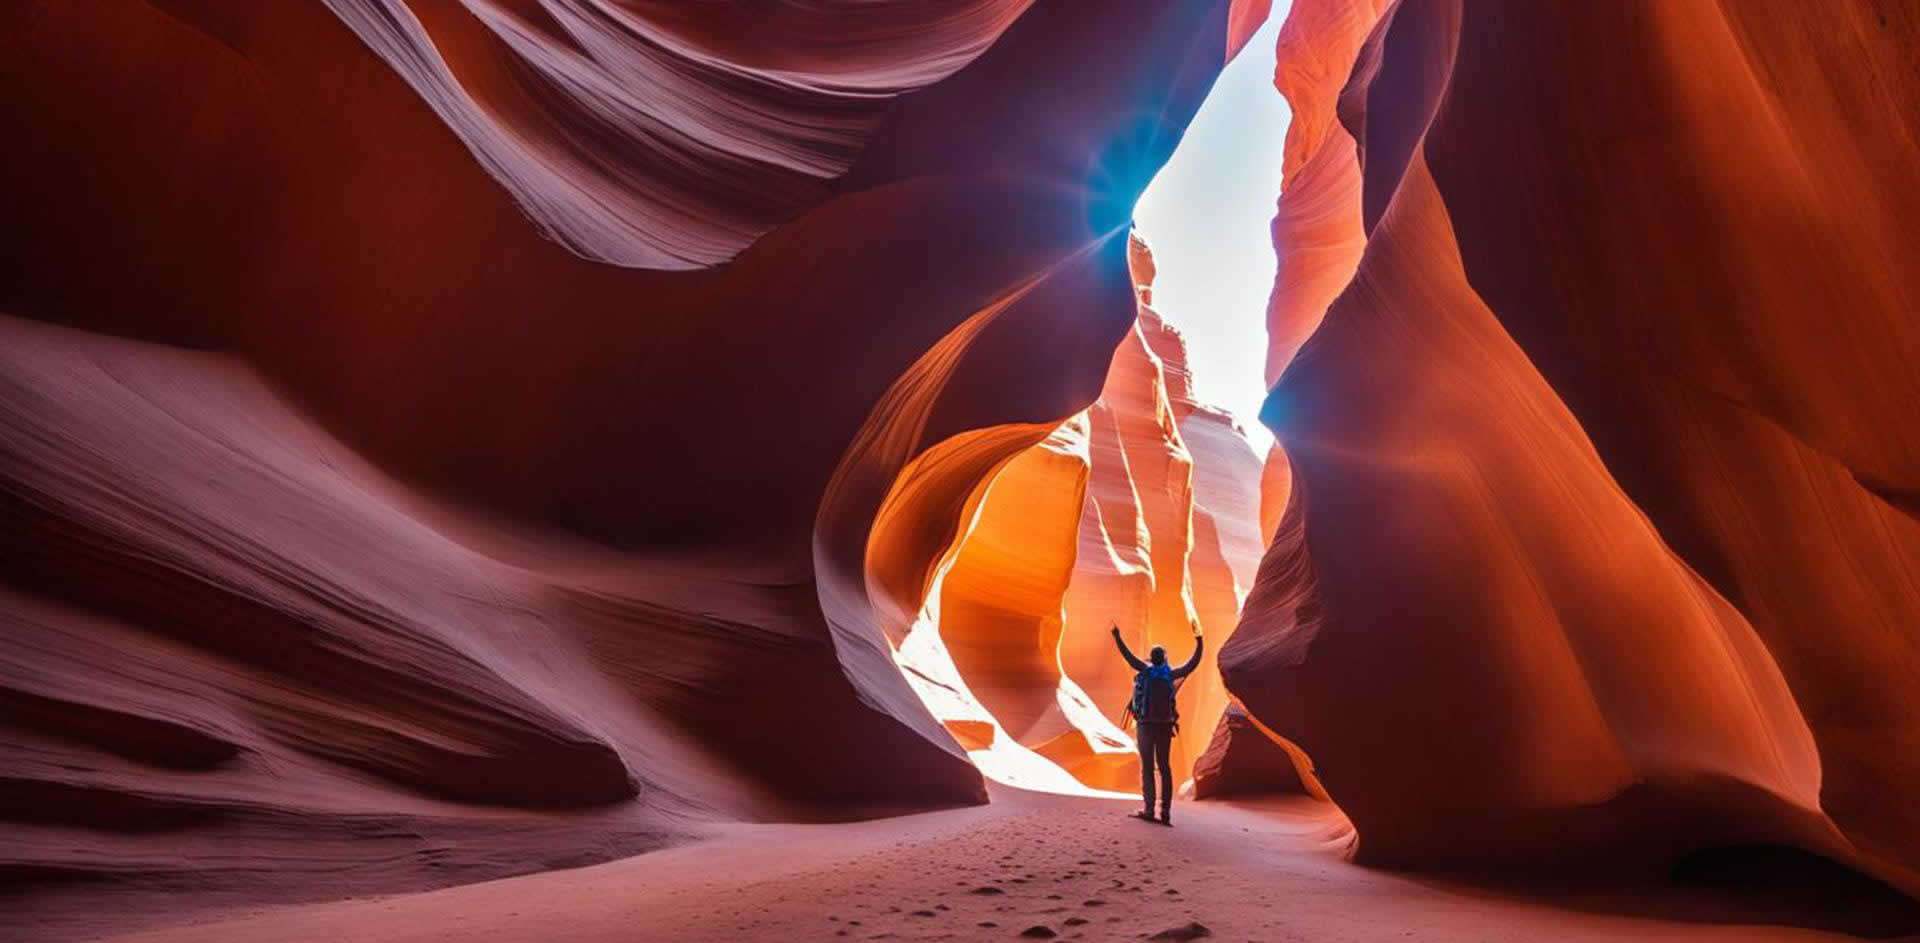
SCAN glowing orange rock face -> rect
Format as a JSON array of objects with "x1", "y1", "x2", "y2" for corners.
[
  {"x1": 849, "y1": 233, "x2": 1281, "y2": 798},
  {"x1": 1263, "y1": 0, "x2": 1385, "y2": 383},
  {"x1": 1066, "y1": 319, "x2": 1202, "y2": 747},
  {"x1": 933, "y1": 421, "x2": 1093, "y2": 743},
  {"x1": 927, "y1": 236, "x2": 1270, "y2": 793},
  {"x1": 1226, "y1": 0, "x2": 1920, "y2": 893}
]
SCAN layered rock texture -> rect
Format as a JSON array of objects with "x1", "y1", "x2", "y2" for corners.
[
  {"x1": 925, "y1": 237, "x2": 1273, "y2": 794},
  {"x1": 1223, "y1": 0, "x2": 1920, "y2": 896},
  {"x1": 0, "y1": 0, "x2": 1238, "y2": 931},
  {"x1": 5, "y1": 0, "x2": 1919, "y2": 934}
]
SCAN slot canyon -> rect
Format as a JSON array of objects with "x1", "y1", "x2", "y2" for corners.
[{"x1": 3, "y1": 1, "x2": 1918, "y2": 941}]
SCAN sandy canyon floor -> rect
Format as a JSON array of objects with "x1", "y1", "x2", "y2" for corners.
[{"x1": 88, "y1": 790, "x2": 1890, "y2": 943}]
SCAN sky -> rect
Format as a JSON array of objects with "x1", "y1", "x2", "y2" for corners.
[{"x1": 1133, "y1": 7, "x2": 1293, "y2": 454}]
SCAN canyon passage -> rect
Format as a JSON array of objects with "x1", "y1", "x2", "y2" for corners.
[{"x1": 3, "y1": 1, "x2": 1919, "y2": 941}]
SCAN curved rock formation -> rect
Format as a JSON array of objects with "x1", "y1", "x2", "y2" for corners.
[
  {"x1": 1191, "y1": 705, "x2": 1318, "y2": 800},
  {"x1": 1049, "y1": 240, "x2": 1270, "y2": 789},
  {"x1": 930, "y1": 419, "x2": 1095, "y2": 745},
  {"x1": 1224, "y1": 0, "x2": 1920, "y2": 893},
  {"x1": 899, "y1": 234, "x2": 1272, "y2": 795},
  {"x1": 310, "y1": 0, "x2": 1038, "y2": 269},
  {"x1": 0, "y1": 0, "x2": 1237, "y2": 929},
  {"x1": 1057, "y1": 313, "x2": 1203, "y2": 771},
  {"x1": 10, "y1": 0, "x2": 1917, "y2": 930}
]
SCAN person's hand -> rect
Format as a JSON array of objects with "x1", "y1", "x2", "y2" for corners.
[
  {"x1": 1191, "y1": 621, "x2": 1204, "y2": 639},
  {"x1": 1110, "y1": 624, "x2": 1122, "y2": 636}
]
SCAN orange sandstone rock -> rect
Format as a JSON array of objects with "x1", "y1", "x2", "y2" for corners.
[
  {"x1": 0, "y1": 0, "x2": 1238, "y2": 931},
  {"x1": 1224, "y1": 0, "x2": 1920, "y2": 896}
]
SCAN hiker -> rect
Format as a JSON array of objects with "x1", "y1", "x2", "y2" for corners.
[{"x1": 1111, "y1": 621, "x2": 1204, "y2": 825}]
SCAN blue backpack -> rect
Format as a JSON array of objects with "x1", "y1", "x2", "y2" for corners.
[{"x1": 1128, "y1": 662, "x2": 1177, "y2": 726}]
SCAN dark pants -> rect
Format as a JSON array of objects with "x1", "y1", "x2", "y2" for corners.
[{"x1": 1137, "y1": 722, "x2": 1174, "y2": 815}]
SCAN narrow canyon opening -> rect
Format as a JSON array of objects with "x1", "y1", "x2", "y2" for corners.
[{"x1": 880, "y1": 10, "x2": 1308, "y2": 799}]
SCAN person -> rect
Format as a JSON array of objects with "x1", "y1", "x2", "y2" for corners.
[{"x1": 1111, "y1": 621, "x2": 1203, "y2": 825}]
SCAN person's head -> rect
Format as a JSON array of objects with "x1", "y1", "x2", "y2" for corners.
[{"x1": 1149, "y1": 645, "x2": 1167, "y2": 665}]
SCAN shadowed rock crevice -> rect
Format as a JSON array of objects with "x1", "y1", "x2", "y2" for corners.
[{"x1": 1671, "y1": 844, "x2": 1920, "y2": 939}]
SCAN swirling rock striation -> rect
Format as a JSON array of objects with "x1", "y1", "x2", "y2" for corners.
[
  {"x1": 1224, "y1": 0, "x2": 1920, "y2": 894},
  {"x1": 0, "y1": 0, "x2": 1235, "y2": 935},
  {"x1": 900, "y1": 234, "x2": 1272, "y2": 795}
]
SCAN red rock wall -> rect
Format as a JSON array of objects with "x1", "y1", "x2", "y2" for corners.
[
  {"x1": 1224, "y1": 0, "x2": 1920, "y2": 892},
  {"x1": 0, "y1": 0, "x2": 1236, "y2": 928},
  {"x1": 1262, "y1": 0, "x2": 1385, "y2": 383},
  {"x1": 1191, "y1": 705, "x2": 1320, "y2": 800}
]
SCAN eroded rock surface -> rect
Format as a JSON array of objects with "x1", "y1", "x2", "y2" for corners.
[
  {"x1": 910, "y1": 235, "x2": 1272, "y2": 794},
  {"x1": 1191, "y1": 705, "x2": 1316, "y2": 800},
  {"x1": 0, "y1": 0, "x2": 1235, "y2": 933},
  {"x1": 1223, "y1": 0, "x2": 1920, "y2": 894}
]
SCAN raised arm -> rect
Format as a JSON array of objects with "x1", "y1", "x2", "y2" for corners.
[
  {"x1": 1171, "y1": 626, "x2": 1205, "y2": 678},
  {"x1": 1110, "y1": 625, "x2": 1148, "y2": 671}
]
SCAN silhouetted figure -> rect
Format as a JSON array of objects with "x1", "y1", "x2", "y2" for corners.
[{"x1": 1111, "y1": 622, "x2": 1203, "y2": 825}]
